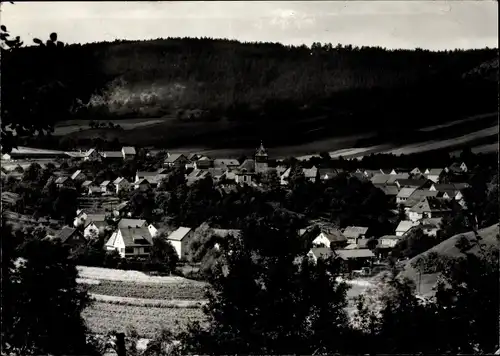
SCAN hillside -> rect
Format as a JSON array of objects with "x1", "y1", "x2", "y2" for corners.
[
  {"x1": 2, "y1": 38, "x2": 498, "y2": 149},
  {"x1": 400, "y1": 223, "x2": 499, "y2": 297}
]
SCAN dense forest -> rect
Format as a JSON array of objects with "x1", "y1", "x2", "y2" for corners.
[{"x1": 2, "y1": 37, "x2": 498, "y2": 148}]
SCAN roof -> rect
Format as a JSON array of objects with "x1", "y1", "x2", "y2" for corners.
[
  {"x1": 102, "y1": 151, "x2": 123, "y2": 158},
  {"x1": 118, "y1": 227, "x2": 153, "y2": 246},
  {"x1": 397, "y1": 187, "x2": 418, "y2": 199},
  {"x1": 380, "y1": 235, "x2": 400, "y2": 240},
  {"x1": 370, "y1": 174, "x2": 391, "y2": 185},
  {"x1": 410, "y1": 197, "x2": 452, "y2": 214},
  {"x1": 343, "y1": 226, "x2": 369, "y2": 239},
  {"x1": 238, "y1": 159, "x2": 255, "y2": 172},
  {"x1": 187, "y1": 153, "x2": 201, "y2": 160},
  {"x1": 114, "y1": 201, "x2": 129, "y2": 211},
  {"x1": 167, "y1": 227, "x2": 192, "y2": 241},
  {"x1": 164, "y1": 153, "x2": 187, "y2": 163},
  {"x1": 207, "y1": 168, "x2": 226, "y2": 178},
  {"x1": 55, "y1": 176, "x2": 70, "y2": 184},
  {"x1": 350, "y1": 172, "x2": 369, "y2": 182},
  {"x1": 309, "y1": 247, "x2": 334, "y2": 260},
  {"x1": 420, "y1": 217, "x2": 443, "y2": 228},
  {"x1": 432, "y1": 183, "x2": 456, "y2": 191},
  {"x1": 135, "y1": 178, "x2": 151, "y2": 185},
  {"x1": 81, "y1": 180, "x2": 93, "y2": 187},
  {"x1": 214, "y1": 159, "x2": 240, "y2": 168},
  {"x1": 71, "y1": 170, "x2": 84, "y2": 179},
  {"x1": 426, "y1": 168, "x2": 443, "y2": 175},
  {"x1": 453, "y1": 183, "x2": 469, "y2": 190},
  {"x1": 255, "y1": 141, "x2": 268, "y2": 156},
  {"x1": 122, "y1": 146, "x2": 136, "y2": 155},
  {"x1": 55, "y1": 226, "x2": 83, "y2": 243},
  {"x1": 86, "y1": 214, "x2": 106, "y2": 222},
  {"x1": 198, "y1": 156, "x2": 212, "y2": 162},
  {"x1": 356, "y1": 238, "x2": 370, "y2": 248},
  {"x1": 396, "y1": 220, "x2": 419, "y2": 233},
  {"x1": 335, "y1": 249, "x2": 375, "y2": 259},
  {"x1": 136, "y1": 171, "x2": 159, "y2": 178},
  {"x1": 409, "y1": 189, "x2": 439, "y2": 200},
  {"x1": 316, "y1": 228, "x2": 347, "y2": 243},
  {"x1": 118, "y1": 218, "x2": 147, "y2": 228},
  {"x1": 318, "y1": 168, "x2": 338, "y2": 180},
  {"x1": 396, "y1": 179, "x2": 428, "y2": 188},
  {"x1": 378, "y1": 185, "x2": 399, "y2": 196},
  {"x1": 113, "y1": 177, "x2": 129, "y2": 185}
]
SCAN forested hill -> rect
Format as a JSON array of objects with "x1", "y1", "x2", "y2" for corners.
[{"x1": 3, "y1": 37, "x2": 498, "y2": 148}]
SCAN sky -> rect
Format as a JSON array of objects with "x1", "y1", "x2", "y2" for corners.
[{"x1": 1, "y1": 1, "x2": 498, "y2": 50}]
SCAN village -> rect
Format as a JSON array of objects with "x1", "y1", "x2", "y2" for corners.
[{"x1": 1, "y1": 141, "x2": 486, "y2": 279}]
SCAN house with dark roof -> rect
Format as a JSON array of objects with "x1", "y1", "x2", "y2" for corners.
[
  {"x1": 307, "y1": 247, "x2": 334, "y2": 263},
  {"x1": 53, "y1": 226, "x2": 86, "y2": 250},
  {"x1": 213, "y1": 159, "x2": 241, "y2": 169},
  {"x1": 167, "y1": 227, "x2": 194, "y2": 260},
  {"x1": 395, "y1": 178, "x2": 432, "y2": 190},
  {"x1": 83, "y1": 148, "x2": 102, "y2": 161},
  {"x1": 105, "y1": 226, "x2": 154, "y2": 258},
  {"x1": 408, "y1": 197, "x2": 453, "y2": 222},
  {"x1": 55, "y1": 176, "x2": 74, "y2": 189},
  {"x1": 378, "y1": 185, "x2": 399, "y2": 198},
  {"x1": 101, "y1": 151, "x2": 123, "y2": 161},
  {"x1": 318, "y1": 168, "x2": 339, "y2": 181},
  {"x1": 342, "y1": 226, "x2": 369, "y2": 244},
  {"x1": 424, "y1": 168, "x2": 444, "y2": 183},
  {"x1": 310, "y1": 226, "x2": 348, "y2": 249},
  {"x1": 396, "y1": 187, "x2": 418, "y2": 204},
  {"x1": 113, "y1": 177, "x2": 131, "y2": 194},
  {"x1": 164, "y1": 153, "x2": 189, "y2": 167},
  {"x1": 70, "y1": 170, "x2": 86, "y2": 182},
  {"x1": 194, "y1": 156, "x2": 213, "y2": 169},
  {"x1": 334, "y1": 248, "x2": 376, "y2": 271},
  {"x1": 380, "y1": 169, "x2": 398, "y2": 175},
  {"x1": 134, "y1": 178, "x2": 151, "y2": 191},
  {"x1": 84, "y1": 214, "x2": 108, "y2": 238},
  {"x1": 446, "y1": 162, "x2": 468, "y2": 174},
  {"x1": 121, "y1": 146, "x2": 136, "y2": 160},
  {"x1": 379, "y1": 235, "x2": 401, "y2": 248}
]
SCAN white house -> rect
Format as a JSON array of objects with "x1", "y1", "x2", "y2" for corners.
[
  {"x1": 105, "y1": 226, "x2": 154, "y2": 258},
  {"x1": 395, "y1": 220, "x2": 419, "y2": 236},
  {"x1": 100, "y1": 180, "x2": 115, "y2": 194},
  {"x1": 167, "y1": 227, "x2": 194, "y2": 260},
  {"x1": 424, "y1": 168, "x2": 443, "y2": 183},
  {"x1": 84, "y1": 220, "x2": 107, "y2": 239},
  {"x1": 148, "y1": 224, "x2": 158, "y2": 238},
  {"x1": 113, "y1": 177, "x2": 131, "y2": 194},
  {"x1": 311, "y1": 228, "x2": 347, "y2": 248},
  {"x1": 396, "y1": 187, "x2": 418, "y2": 204},
  {"x1": 121, "y1": 146, "x2": 136, "y2": 160},
  {"x1": 379, "y1": 235, "x2": 401, "y2": 248}
]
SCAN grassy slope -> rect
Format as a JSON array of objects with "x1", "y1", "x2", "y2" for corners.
[{"x1": 400, "y1": 223, "x2": 499, "y2": 297}]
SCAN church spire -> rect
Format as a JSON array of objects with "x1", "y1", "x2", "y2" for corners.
[{"x1": 256, "y1": 140, "x2": 267, "y2": 156}]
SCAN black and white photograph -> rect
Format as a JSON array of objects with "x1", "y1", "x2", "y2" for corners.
[{"x1": 1, "y1": 1, "x2": 498, "y2": 355}]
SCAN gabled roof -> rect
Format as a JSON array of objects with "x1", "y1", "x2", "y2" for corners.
[
  {"x1": 410, "y1": 197, "x2": 452, "y2": 214},
  {"x1": 71, "y1": 170, "x2": 84, "y2": 180},
  {"x1": 397, "y1": 187, "x2": 418, "y2": 199},
  {"x1": 214, "y1": 159, "x2": 240, "y2": 167},
  {"x1": 255, "y1": 141, "x2": 268, "y2": 156},
  {"x1": 122, "y1": 146, "x2": 136, "y2": 155},
  {"x1": 113, "y1": 177, "x2": 129, "y2": 185},
  {"x1": 167, "y1": 227, "x2": 192, "y2": 241},
  {"x1": 409, "y1": 189, "x2": 439, "y2": 200},
  {"x1": 164, "y1": 153, "x2": 187, "y2": 163},
  {"x1": 380, "y1": 235, "x2": 400, "y2": 240},
  {"x1": 426, "y1": 168, "x2": 443, "y2": 175},
  {"x1": 187, "y1": 153, "x2": 201, "y2": 161},
  {"x1": 396, "y1": 220, "x2": 418, "y2": 233},
  {"x1": 315, "y1": 228, "x2": 347, "y2": 243},
  {"x1": 102, "y1": 151, "x2": 123, "y2": 158},
  {"x1": 238, "y1": 159, "x2": 255, "y2": 172},
  {"x1": 335, "y1": 249, "x2": 375, "y2": 259},
  {"x1": 378, "y1": 185, "x2": 399, "y2": 196},
  {"x1": 370, "y1": 174, "x2": 392, "y2": 185},
  {"x1": 55, "y1": 226, "x2": 84, "y2": 244},
  {"x1": 81, "y1": 180, "x2": 93, "y2": 187},
  {"x1": 207, "y1": 168, "x2": 226, "y2": 178},
  {"x1": 136, "y1": 171, "x2": 159, "y2": 178},
  {"x1": 396, "y1": 179, "x2": 428, "y2": 188},
  {"x1": 118, "y1": 226, "x2": 153, "y2": 246},
  {"x1": 118, "y1": 218, "x2": 147, "y2": 228},
  {"x1": 318, "y1": 168, "x2": 338, "y2": 180},
  {"x1": 309, "y1": 247, "x2": 334, "y2": 260},
  {"x1": 135, "y1": 178, "x2": 151, "y2": 185},
  {"x1": 420, "y1": 217, "x2": 443, "y2": 228},
  {"x1": 114, "y1": 201, "x2": 129, "y2": 211},
  {"x1": 55, "y1": 176, "x2": 70, "y2": 184},
  {"x1": 86, "y1": 213, "x2": 106, "y2": 222},
  {"x1": 343, "y1": 226, "x2": 369, "y2": 238},
  {"x1": 100, "y1": 180, "x2": 112, "y2": 187},
  {"x1": 198, "y1": 156, "x2": 212, "y2": 162}
]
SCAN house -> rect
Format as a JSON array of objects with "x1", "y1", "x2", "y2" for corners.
[
  {"x1": 378, "y1": 235, "x2": 401, "y2": 248},
  {"x1": 186, "y1": 169, "x2": 209, "y2": 185},
  {"x1": 207, "y1": 168, "x2": 227, "y2": 181},
  {"x1": 81, "y1": 180, "x2": 93, "y2": 189},
  {"x1": 410, "y1": 167, "x2": 423, "y2": 175},
  {"x1": 311, "y1": 227, "x2": 347, "y2": 249},
  {"x1": 134, "y1": 178, "x2": 151, "y2": 191},
  {"x1": 318, "y1": 168, "x2": 338, "y2": 181},
  {"x1": 113, "y1": 201, "x2": 131, "y2": 217},
  {"x1": 70, "y1": 170, "x2": 86, "y2": 182},
  {"x1": 55, "y1": 176, "x2": 74, "y2": 189},
  {"x1": 342, "y1": 226, "x2": 369, "y2": 244},
  {"x1": 100, "y1": 180, "x2": 115, "y2": 194},
  {"x1": 424, "y1": 168, "x2": 443, "y2": 183},
  {"x1": 135, "y1": 171, "x2": 159, "y2": 183},
  {"x1": 378, "y1": 185, "x2": 399, "y2": 198},
  {"x1": 334, "y1": 248, "x2": 376, "y2": 271},
  {"x1": 408, "y1": 197, "x2": 453, "y2": 222},
  {"x1": 83, "y1": 148, "x2": 101, "y2": 161},
  {"x1": 84, "y1": 218, "x2": 108, "y2": 239},
  {"x1": 118, "y1": 218, "x2": 147, "y2": 228},
  {"x1": 446, "y1": 162, "x2": 468, "y2": 174},
  {"x1": 187, "y1": 153, "x2": 202, "y2": 161},
  {"x1": 396, "y1": 187, "x2": 418, "y2": 204},
  {"x1": 167, "y1": 227, "x2": 195, "y2": 260},
  {"x1": 419, "y1": 217, "x2": 443, "y2": 237},
  {"x1": 213, "y1": 159, "x2": 241, "y2": 170},
  {"x1": 113, "y1": 177, "x2": 131, "y2": 194},
  {"x1": 304, "y1": 166, "x2": 319, "y2": 182},
  {"x1": 87, "y1": 185, "x2": 101, "y2": 196},
  {"x1": 194, "y1": 156, "x2": 213, "y2": 170},
  {"x1": 307, "y1": 247, "x2": 334, "y2": 263},
  {"x1": 408, "y1": 189, "x2": 439, "y2": 201},
  {"x1": 121, "y1": 146, "x2": 136, "y2": 160},
  {"x1": 395, "y1": 220, "x2": 419, "y2": 236},
  {"x1": 362, "y1": 169, "x2": 382, "y2": 178},
  {"x1": 53, "y1": 226, "x2": 87, "y2": 250},
  {"x1": 164, "y1": 153, "x2": 189, "y2": 167},
  {"x1": 105, "y1": 226, "x2": 154, "y2": 258},
  {"x1": 380, "y1": 169, "x2": 398, "y2": 175}
]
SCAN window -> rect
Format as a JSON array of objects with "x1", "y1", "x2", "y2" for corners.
[{"x1": 125, "y1": 247, "x2": 134, "y2": 254}]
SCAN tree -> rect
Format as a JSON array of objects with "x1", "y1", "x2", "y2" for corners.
[
  {"x1": 391, "y1": 227, "x2": 437, "y2": 259},
  {"x1": 180, "y1": 212, "x2": 352, "y2": 355},
  {"x1": 1, "y1": 221, "x2": 98, "y2": 355},
  {"x1": 149, "y1": 233, "x2": 179, "y2": 273}
]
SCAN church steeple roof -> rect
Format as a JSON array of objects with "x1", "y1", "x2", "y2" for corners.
[{"x1": 255, "y1": 141, "x2": 268, "y2": 156}]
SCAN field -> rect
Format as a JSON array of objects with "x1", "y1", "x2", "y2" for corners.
[
  {"x1": 53, "y1": 119, "x2": 164, "y2": 135},
  {"x1": 78, "y1": 266, "x2": 208, "y2": 338}
]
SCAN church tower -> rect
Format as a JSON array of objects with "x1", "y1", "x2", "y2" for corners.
[{"x1": 255, "y1": 141, "x2": 268, "y2": 174}]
